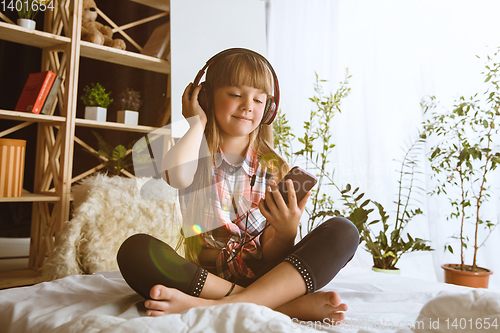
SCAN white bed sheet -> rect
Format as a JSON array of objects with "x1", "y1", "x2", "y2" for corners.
[{"x1": 0, "y1": 265, "x2": 498, "y2": 333}]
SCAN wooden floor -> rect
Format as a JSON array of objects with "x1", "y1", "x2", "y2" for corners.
[
  {"x1": 0, "y1": 268, "x2": 39, "y2": 289},
  {"x1": 0, "y1": 238, "x2": 38, "y2": 289}
]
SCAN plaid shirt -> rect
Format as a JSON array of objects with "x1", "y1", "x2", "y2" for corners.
[{"x1": 179, "y1": 146, "x2": 271, "y2": 280}]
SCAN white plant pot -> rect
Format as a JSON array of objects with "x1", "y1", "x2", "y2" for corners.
[
  {"x1": 85, "y1": 106, "x2": 107, "y2": 122},
  {"x1": 17, "y1": 19, "x2": 36, "y2": 30},
  {"x1": 117, "y1": 110, "x2": 139, "y2": 125}
]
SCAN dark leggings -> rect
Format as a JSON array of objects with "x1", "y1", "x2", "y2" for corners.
[{"x1": 117, "y1": 217, "x2": 359, "y2": 299}]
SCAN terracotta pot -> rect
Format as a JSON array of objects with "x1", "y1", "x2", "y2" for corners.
[
  {"x1": 442, "y1": 264, "x2": 493, "y2": 288},
  {"x1": 372, "y1": 266, "x2": 400, "y2": 275}
]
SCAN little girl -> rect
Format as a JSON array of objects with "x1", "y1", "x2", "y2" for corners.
[{"x1": 117, "y1": 48, "x2": 359, "y2": 322}]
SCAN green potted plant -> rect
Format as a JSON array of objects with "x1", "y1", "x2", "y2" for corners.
[
  {"x1": 83, "y1": 131, "x2": 136, "y2": 176},
  {"x1": 81, "y1": 83, "x2": 113, "y2": 122},
  {"x1": 16, "y1": 0, "x2": 53, "y2": 30},
  {"x1": 273, "y1": 73, "x2": 433, "y2": 272},
  {"x1": 422, "y1": 48, "x2": 500, "y2": 288},
  {"x1": 340, "y1": 135, "x2": 433, "y2": 273},
  {"x1": 117, "y1": 88, "x2": 142, "y2": 125}
]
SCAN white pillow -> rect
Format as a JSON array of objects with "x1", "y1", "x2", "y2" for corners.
[{"x1": 413, "y1": 289, "x2": 500, "y2": 332}]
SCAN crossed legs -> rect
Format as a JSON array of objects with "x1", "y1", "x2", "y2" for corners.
[{"x1": 117, "y1": 217, "x2": 358, "y2": 321}]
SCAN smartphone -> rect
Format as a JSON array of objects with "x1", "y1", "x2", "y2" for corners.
[{"x1": 264, "y1": 166, "x2": 318, "y2": 209}]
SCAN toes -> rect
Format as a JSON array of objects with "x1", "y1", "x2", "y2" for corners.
[
  {"x1": 334, "y1": 303, "x2": 348, "y2": 312},
  {"x1": 144, "y1": 300, "x2": 168, "y2": 317},
  {"x1": 145, "y1": 300, "x2": 168, "y2": 312},
  {"x1": 326, "y1": 291, "x2": 342, "y2": 307},
  {"x1": 329, "y1": 311, "x2": 345, "y2": 322},
  {"x1": 150, "y1": 284, "x2": 172, "y2": 301},
  {"x1": 147, "y1": 309, "x2": 168, "y2": 317}
]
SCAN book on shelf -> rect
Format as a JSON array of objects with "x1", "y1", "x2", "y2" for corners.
[
  {"x1": 40, "y1": 75, "x2": 63, "y2": 115},
  {"x1": 141, "y1": 22, "x2": 170, "y2": 60},
  {"x1": 15, "y1": 71, "x2": 57, "y2": 114}
]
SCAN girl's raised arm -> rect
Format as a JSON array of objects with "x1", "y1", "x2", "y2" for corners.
[{"x1": 161, "y1": 84, "x2": 208, "y2": 189}]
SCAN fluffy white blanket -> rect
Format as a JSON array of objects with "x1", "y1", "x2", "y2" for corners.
[{"x1": 41, "y1": 175, "x2": 183, "y2": 281}]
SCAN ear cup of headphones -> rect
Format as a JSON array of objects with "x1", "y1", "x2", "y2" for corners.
[
  {"x1": 261, "y1": 97, "x2": 277, "y2": 125},
  {"x1": 196, "y1": 82, "x2": 211, "y2": 113}
]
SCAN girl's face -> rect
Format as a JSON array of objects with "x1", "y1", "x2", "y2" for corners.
[{"x1": 213, "y1": 85, "x2": 267, "y2": 139}]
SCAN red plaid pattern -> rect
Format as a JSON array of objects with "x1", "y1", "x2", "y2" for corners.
[{"x1": 179, "y1": 146, "x2": 271, "y2": 280}]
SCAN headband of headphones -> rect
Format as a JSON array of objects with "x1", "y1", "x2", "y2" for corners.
[{"x1": 190, "y1": 48, "x2": 280, "y2": 125}]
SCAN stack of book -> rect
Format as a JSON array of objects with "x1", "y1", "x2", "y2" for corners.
[
  {"x1": 14, "y1": 71, "x2": 64, "y2": 115},
  {"x1": 140, "y1": 22, "x2": 170, "y2": 61}
]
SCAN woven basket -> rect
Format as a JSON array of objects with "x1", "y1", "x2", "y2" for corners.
[{"x1": 0, "y1": 138, "x2": 26, "y2": 197}]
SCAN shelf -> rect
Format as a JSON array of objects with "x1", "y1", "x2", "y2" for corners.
[
  {"x1": 0, "y1": 109, "x2": 65, "y2": 124},
  {"x1": 0, "y1": 268, "x2": 39, "y2": 289},
  {"x1": 0, "y1": 190, "x2": 60, "y2": 203},
  {"x1": 80, "y1": 41, "x2": 170, "y2": 74},
  {"x1": 0, "y1": 24, "x2": 169, "y2": 74},
  {"x1": 0, "y1": 0, "x2": 173, "y2": 278},
  {"x1": 75, "y1": 118, "x2": 171, "y2": 134},
  {"x1": 130, "y1": 0, "x2": 170, "y2": 11},
  {"x1": 0, "y1": 21, "x2": 70, "y2": 49}
]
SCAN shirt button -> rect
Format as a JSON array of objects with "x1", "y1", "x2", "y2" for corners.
[
  {"x1": 228, "y1": 167, "x2": 234, "y2": 173},
  {"x1": 226, "y1": 194, "x2": 231, "y2": 199}
]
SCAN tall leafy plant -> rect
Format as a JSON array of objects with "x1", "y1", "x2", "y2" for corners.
[
  {"x1": 275, "y1": 72, "x2": 351, "y2": 236},
  {"x1": 423, "y1": 48, "x2": 500, "y2": 272},
  {"x1": 274, "y1": 72, "x2": 433, "y2": 269},
  {"x1": 273, "y1": 109, "x2": 295, "y2": 163}
]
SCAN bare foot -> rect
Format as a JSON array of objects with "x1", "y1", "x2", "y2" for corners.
[
  {"x1": 145, "y1": 285, "x2": 216, "y2": 317},
  {"x1": 144, "y1": 285, "x2": 347, "y2": 323},
  {"x1": 275, "y1": 291, "x2": 347, "y2": 322}
]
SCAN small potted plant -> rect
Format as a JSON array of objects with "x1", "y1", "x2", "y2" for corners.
[
  {"x1": 81, "y1": 83, "x2": 113, "y2": 122},
  {"x1": 16, "y1": 0, "x2": 53, "y2": 30},
  {"x1": 423, "y1": 47, "x2": 500, "y2": 288},
  {"x1": 83, "y1": 131, "x2": 136, "y2": 176},
  {"x1": 117, "y1": 88, "x2": 142, "y2": 125}
]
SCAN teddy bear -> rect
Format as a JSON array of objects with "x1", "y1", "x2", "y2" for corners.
[{"x1": 81, "y1": 0, "x2": 126, "y2": 50}]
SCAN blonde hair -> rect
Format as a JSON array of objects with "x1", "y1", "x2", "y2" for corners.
[{"x1": 178, "y1": 52, "x2": 290, "y2": 263}]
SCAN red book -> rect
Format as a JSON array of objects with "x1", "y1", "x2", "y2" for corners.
[{"x1": 15, "y1": 71, "x2": 57, "y2": 114}]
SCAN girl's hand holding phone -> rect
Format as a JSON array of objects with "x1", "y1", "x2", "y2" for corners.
[
  {"x1": 258, "y1": 179, "x2": 311, "y2": 241},
  {"x1": 182, "y1": 83, "x2": 207, "y2": 128}
]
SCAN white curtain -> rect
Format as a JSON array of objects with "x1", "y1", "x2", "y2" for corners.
[{"x1": 266, "y1": 0, "x2": 500, "y2": 289}]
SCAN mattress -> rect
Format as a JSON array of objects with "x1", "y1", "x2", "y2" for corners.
[{"x1": 0, "y1": 265, "x2": 499, "y2": 333}]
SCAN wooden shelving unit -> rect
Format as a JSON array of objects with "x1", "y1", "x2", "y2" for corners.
[
  {"x1": 0, "y1": 21, "x2": 70, "y2": 48},
  {"x1": 130, "y1": 0, "x2": 170, "y2": 12},
  {"x1": 0, "y1": 109, "x2": 66, "y2": 123},
  {"x1": 0, "y1": 191, "x2": 60, "y2": 203},
  {"x1": 0, "y1": 0, "x2": 172, "y2": 289},
  {"x1": 75, "y1": 118, "x2": 171, "y2": 134},
  {"x1": 80, "y1": 41, "x2": 170, "y2": 73}
]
